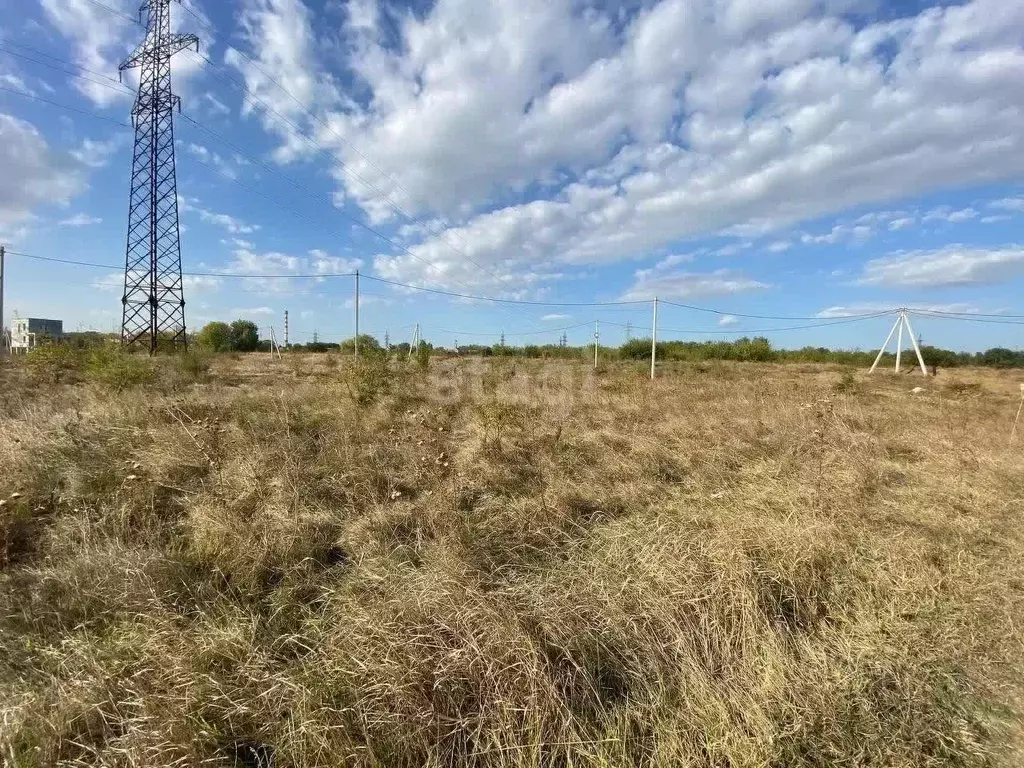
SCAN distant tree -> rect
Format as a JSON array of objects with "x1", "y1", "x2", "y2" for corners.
[
  {"x1": 980, "y1": 347, "x2": 1023, "y2": 369},
  {"x1": 196, "y1": 321, "x2": 233, "y2": 352},
  {"x1": 229, "y1": 320, "x2": 260, "y2": 352},
  {"x1": 339, "y1": 334, "x2": 383, "y2": 356}
]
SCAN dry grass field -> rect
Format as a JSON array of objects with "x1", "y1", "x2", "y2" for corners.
[{"x1": 1, "y1": 352, "x2": 1023, "y2": 767}]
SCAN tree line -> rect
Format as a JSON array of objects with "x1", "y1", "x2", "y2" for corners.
[{"x1": 56, "y1": 321, "x2": 1024, "y2": 370}]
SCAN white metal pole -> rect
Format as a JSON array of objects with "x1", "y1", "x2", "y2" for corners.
[
  {"x1": 894, "y1": 310, "x2": 904, "y2": 373},
  {"x1": 0, "y1": 245, "x2": 6, "y2": 356},
  {"x1": 354, "y1": 270, "x2": 360, "y2": 359},
  {"x1": 1011, "y1": 387, "x2": 1023, "y2": 446},
  {"x1": 594, "y1": 320, "x2": 599, "y2": 370},
  {"x1": 901, "y1": 311, "x2": 928, "y2": 376},
  {"x1": 869, "y1": 314, "x2": 901, "y2": 373},
  {"x1": 650, "y1": 297, "x2": 658, "y2": 380}
]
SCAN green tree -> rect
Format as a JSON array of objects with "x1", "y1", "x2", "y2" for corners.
[
  {"x1": 339, "y1": 334, "x2": 384, "y2": 357},
  {"x1": 229, "y1": 320, "x2": 260, "y2": 352},
  {"x1": 196, "y1": 321, "x2": 232, "y2": 352}
]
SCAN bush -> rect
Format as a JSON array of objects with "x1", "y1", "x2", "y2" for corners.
[
  {"x1": 177, "y1": 349, "x2": 211, "y2": 379},
  {"x1": 834, "y1": 371, "x2": 858, "y2": 394},
  {"x1": 23, "y1": 344, "x2": 83, "y2": 384},
  {"x1": 415, "y1": 341, "x2": 431, "y2": 371},
  {"x1": 84, "y1": 345, "x2": 156, "y2": 392},
  {"x1": 344, "y1": 357, "x2": 394, "y2": 405}
]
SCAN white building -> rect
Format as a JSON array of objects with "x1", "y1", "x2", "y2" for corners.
[{"x1": 11, "y1": 315, "x2": 64, "y2": 352}]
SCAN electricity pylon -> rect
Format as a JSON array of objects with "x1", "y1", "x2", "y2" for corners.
[{"x1": 119, "y1": 0, "x2": 199, "y2": 352}]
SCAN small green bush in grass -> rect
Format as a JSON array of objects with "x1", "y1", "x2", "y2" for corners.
[
  {"x1": 85, "y1": 345, "x2": 156, "y2": 392},
  {"x1": 344, "y1": 357, "x2": 394, "y2": 405},
  {"x1": 24, "y1": 344, "x2": 83, "y2": 384}
]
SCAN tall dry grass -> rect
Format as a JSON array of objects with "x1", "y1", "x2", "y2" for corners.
[{"x1": 1, "y1": 353, "x2": 1023, "y2": 767}]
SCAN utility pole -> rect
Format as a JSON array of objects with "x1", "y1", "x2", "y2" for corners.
[
  {"x1": 384, "y1": 330, "x2": 390, "y2": 350},
  {"x1": 353, "y1": 269, "x2": 359, "y2": 359},
  {"x1": 313, "y1": 330, "x2": 319, "y2": 345},
  {"x1": 118, "y1": 0, "x2": 199, "y2": 353},
  {"x1": 895, "y1": 310, "x2": 904, "y2": 373},
  {"x1": 650, "y1": 297, "x2": 658, "y2": 380},
  {"x1": 500, "y1": 331, "x2": 505, "y2": 348},
  {"x1": 593, "y1": 320, "x2": 599, "y2": 369},
  {"x1": 870, "y1": 309, "x2": 927, "y2": 376},
  {"x1": 0, "y1": 245, "x2": 6, "y2": 357},
  {"x1": 269, "y1": 326, "x2": 282, "y2": 359},
  {"x1": 625, "y1": 320, "x2": 632, "y2": 342},
  {"x1": 284, "y1": 310, "x2": 289, "y2": 348}
]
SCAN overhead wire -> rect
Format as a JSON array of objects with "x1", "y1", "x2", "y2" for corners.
[
  {"x1": 0, "y1": 45, "x2": 133, "y2": 96},
  {"x1": 0, "y1": 85, "x2": 131, "y2": 128},
  {"x1": 659, "y1": 298, "x2": 892, "y2": 322},
  {"x1": 601, "y1": 311, "x2": 896, "y2": 336},
  {"x1": 422, "y1": 321, "x2": 593, "y2": 338},
  {"x1": 910, "y1": 311, "x2": 1024, "y2": 326},
  {"x1": 81, "y1": 0, "x2": 139, "y2": 25}
]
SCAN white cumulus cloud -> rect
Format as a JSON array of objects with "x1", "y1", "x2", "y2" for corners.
[
  {"x1": 224, "y1": 0, "x2": 1024, "y2": 295},
  {"x1": 856, "y1": 245, "x2": 1024, "y2": 288}
]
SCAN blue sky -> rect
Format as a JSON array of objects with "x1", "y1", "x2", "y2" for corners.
[{"x1": 1, "y1": 0, "x2": 1023, "y2": 350}]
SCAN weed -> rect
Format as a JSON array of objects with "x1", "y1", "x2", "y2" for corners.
[{"x1": 834, "y1": 370, "x2": 858, "y2": 394}]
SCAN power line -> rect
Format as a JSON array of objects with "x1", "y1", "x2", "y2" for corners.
[
  {"x1": 911, "y1": 309, "x2": 1024, "y2": 320},
  {"x1": 911, "y1": 311, "x2": 1024, "y2": 326},
  {"x1": 5, "y1": 250, "x2": 357, "y2": 278},
  {"x1": 605, "y1": 312, "x2": 894, "y2": 336},
  {"x1": 5, "y1": 250, "x2": 637, "y2": 305},
  {"x1": 659, "y1": 298, "x2": 890, "y2": 322},
  {"x1": 0, "y1": 85, "x2": 131, "y2": 128},
  {"x1": 0, "y1": 43, "x2": 132, "y2": 91},
  {"x1": 423, "y1": 321, "x2": 593, "y2": 338},
  {"x1": 360, "y1": 274, "x2": 645, "y2": 307},
  {"x1": 82, "y1": 0, "x2": 139, "y2": 24}
]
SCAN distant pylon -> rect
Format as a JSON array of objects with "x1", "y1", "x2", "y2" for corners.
[
  {"x1": 119, "y1": 0, "x2": 199, "y2": 352},
  {"x1": 869, "y1": 309, "x2": 928, "y2": 375}
]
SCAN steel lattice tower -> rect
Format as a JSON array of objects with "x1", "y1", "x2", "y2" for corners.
[{"x1": 119, "y1": 0, "x2": 198, "y2": 352}]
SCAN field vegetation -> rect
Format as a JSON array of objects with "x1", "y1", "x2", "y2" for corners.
[{"x1": 1, "y1": 348, "x2": 1023, "y2": 767}]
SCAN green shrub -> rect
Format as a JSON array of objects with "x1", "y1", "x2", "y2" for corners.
[
  {"x1": 344, "y1": 357, "x2": 394, "y2": 405},
  {"x1": 178, "y1": 349, "x2": 211, "y2": 379},
  {"x1": 84, "y1": 345, "x2": 156, "y2": 392},
  {"x1": 415, "y1": 341, "x2": 430, "y2": 372},
  {"x1": 833, "y1": 371, "x2": 858, "y2": 394},
  {"x1": 24, "y1": 345, "x2": 83, "y2": 384}
]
